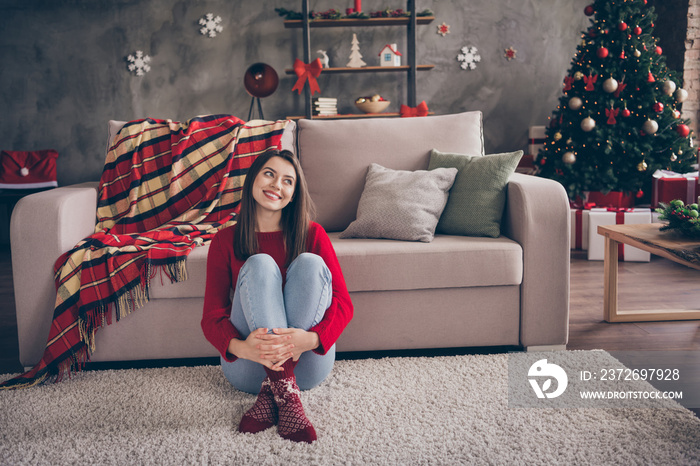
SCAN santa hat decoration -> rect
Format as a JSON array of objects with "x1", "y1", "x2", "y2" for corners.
[{"x1": 0, "y1": 150, "x2": 59, "y2": 189}]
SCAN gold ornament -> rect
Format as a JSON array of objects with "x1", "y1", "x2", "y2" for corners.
[
  {"x1": 553, "y1": 132, "x2": 563, "y2": 141},
  {"x1": 566, "y1": 138, "x2": 573, "y2": 145},
  {"x1": 671, "y1": 154, "x2": 678, "y2": 161},
  {"x1": 637, "y1": 161, "x2": 648, "y2": 171},
  {"x1": 562, "y1": 151, "x2": 576, "y2": 164},
  {"x1": 574, "y1": 71, "x2": 585, "y2": 80}
]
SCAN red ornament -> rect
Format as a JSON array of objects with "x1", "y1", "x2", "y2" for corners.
[
  {"x1": 584, "y1": 74, "x2": 598, "y2": 91},
  {"x1": 655, "y1": 46, "x2": 663, "y2": 55},
  {"x1": 619, "y1": 50, "x2": 626, "y2": 59},
  {"x1": 597, "y1": 47, "x2": 609, "y2": 58},
  {"x1": 636, "y1": 190, "x2": 644, "y2": 199},
  {"x1": 647, "y1": 72, "x2": 655, "y2": 83},
  {"x1": 621, "y1": 108, "x2": 631, "y2": 117},
  {"x1": 584, "y1": 4, "x2": 595, "y2": 16},
  {"x1": 606, "y1": 107, "x2": 619, "y2": 125},
  {"x1": 539, "y1": 158, "x2": 547, "y2": 166},
  {"x1": 634, "y1": 26, "x2": 642, "y2": 35},
  {"x1": 677, "y1": 124, "x2": 690, "y2": 137},
  {"x1": 618, "y1": 22, "x2": 628, "y2": 31},
  {"x1": 653, "y1": 102, "x2": 664, "y2": 113}
]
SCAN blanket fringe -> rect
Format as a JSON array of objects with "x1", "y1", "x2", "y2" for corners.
[{"x1": 78, "y1": 258, "x2": 189, "y2": 357}]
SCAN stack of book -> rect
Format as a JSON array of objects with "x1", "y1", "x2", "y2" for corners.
[{"x1": 314, "y1": 97, "x2": 338, "y2": 116}]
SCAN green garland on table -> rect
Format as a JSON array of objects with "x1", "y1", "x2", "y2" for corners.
[{"x1": 656, "y1": 200, "x2": 700, "y2": 239}]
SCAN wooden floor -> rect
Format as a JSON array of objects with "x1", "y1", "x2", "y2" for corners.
[{"x1": 1, "y1": 247, "x2": 698, "y2": 414}]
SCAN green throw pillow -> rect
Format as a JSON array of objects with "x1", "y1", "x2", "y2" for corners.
[{"x1": 428, "y1": 149, "x2": 523, "y2": 238}]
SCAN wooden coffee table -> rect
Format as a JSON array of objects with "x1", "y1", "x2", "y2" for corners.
[{"x1": 597, "y1": 223, "x2": 700, "y2": 322}]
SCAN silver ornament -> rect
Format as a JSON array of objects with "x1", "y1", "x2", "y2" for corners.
[
  {"x1": 568, "y1": 97, "x2": 583, "y2": 110},
  {"x1": 675, "y1": 88, "x2": 688, "y2": 103},
  {"x1": 662, "y1": 80, "x2": 677, "y2": 96},
  {"x1": 603, "y1": 77, "x2": 618, "y2": 93},
  {"x1": 562, "y1": 151, "x2": 576, "y2": 164},
  {"x1": 642, "y1": 119, "x2": 658, "y2": 134},
  {"x1": 581, "y1": 116, "x2": 596, "y2": 132}
]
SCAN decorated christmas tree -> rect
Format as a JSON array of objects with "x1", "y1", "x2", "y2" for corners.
[{"x1": 536, "y1": 0, "x2": 696, "y2": 202}]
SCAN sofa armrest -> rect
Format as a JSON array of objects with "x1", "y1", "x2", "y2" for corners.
[
  {"x1": 11, "y1": 182, "x2": 99, "y2": 367},
  {"x1": 503, "y1": 173, "x2": 570, "y2": 348}
]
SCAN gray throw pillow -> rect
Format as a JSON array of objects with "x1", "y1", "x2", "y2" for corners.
[
  {"x1": 340, "y1": 163, "x2": 458, "y2": 242},
  {"x1": 428, "y1": 149, "x2": 522, "y2": 238}
]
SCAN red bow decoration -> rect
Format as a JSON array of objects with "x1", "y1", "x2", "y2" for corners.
[
  {"x1": 584, "y1": 74, "x2": 598, "y2": 91},
  {"x1": 400, "y1": 101, "x2": 429, "y2": 118},
  {"x1": 569, "y1": 200, "x2": 597, "y2": 210},
  {"x1": 606, "y1": 207, "x2": 636, "y2": 259},
  {"x1": 291, "y1": 58, "x2": 322, "y2": 95},
  {"x1": 563, "y1": 76, "x2": 574, "y2": 92},
  {"x1": 606, "y1": 107, "x2": 619, "y2": 125}
]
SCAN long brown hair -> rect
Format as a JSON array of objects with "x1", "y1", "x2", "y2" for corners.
[{"x1": 233, "y1": 149, "x2": 314, "y2": 266}]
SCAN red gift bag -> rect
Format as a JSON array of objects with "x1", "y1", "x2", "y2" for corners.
[{"x1": 0, "y1": 150, "x2": 58, "y2": 189}]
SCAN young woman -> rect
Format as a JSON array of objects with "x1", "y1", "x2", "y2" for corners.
[{"x1": 201, "y1": 149, "x2": 353, "y2": 444}]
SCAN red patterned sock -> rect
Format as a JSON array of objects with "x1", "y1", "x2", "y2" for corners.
[
  {"x1": 266, "y1": 360, "x2": 317, "y2": 444},
  {"x1": 238, "y1": 377, "x2": 278, "y2": 434}
]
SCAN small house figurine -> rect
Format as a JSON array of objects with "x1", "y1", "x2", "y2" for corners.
[{"x1": 379, "y1": 44, "x2": 402, "y2": 67}]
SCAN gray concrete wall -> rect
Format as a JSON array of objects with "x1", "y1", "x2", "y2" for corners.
[{"x1": 0, "y1": 0, "x2": 590, "y2": 186}]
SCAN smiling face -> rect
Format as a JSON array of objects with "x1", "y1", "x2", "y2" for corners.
[{"x1": 251, "y1": 155, "x2": 297, "y2": 221}]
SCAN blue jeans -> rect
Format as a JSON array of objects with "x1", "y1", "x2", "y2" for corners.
[{"x1": 221, "y1": 253, "x2": 336, "y2": 394}]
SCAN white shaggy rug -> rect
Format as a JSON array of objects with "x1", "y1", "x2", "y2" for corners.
[{"x1": 1, "y1": 351, "x2": 699, "y2": 465}]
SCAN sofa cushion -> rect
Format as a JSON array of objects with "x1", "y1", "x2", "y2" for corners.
[
  {"x1": 429, "y1": 149, "x2": 523, "y2": 238},
  {"x1": 148, "y1": 233, "x2": 523, "y2": 299},
  {"x1": 330, "y1": 233, "x2": 523, "y2": 293},
  {"x1": 298, "y1": 112, "x2": 484, "y2": 232},
  {"x1": 339, "y1": 163, "x2": 457, "y2": 242}
]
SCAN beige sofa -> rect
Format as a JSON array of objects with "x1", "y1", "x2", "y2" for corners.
[{"x1": 11, "y1": 111, "x2": 570, "y2": 369}]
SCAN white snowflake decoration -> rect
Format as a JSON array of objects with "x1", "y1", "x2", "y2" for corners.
[
  {"x1": 458, "y1": 46, "x2": 481, "y2": 70},
  {"x1": 199, "y1": 13, "x2": 223, "y2": 38},
  {"x1": 127, "y1": 51, "x2": 151, "y2": 76}
]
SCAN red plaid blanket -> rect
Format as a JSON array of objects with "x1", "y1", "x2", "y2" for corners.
[{"x1": 1, "y1": 115, "x2": 289, "y2": 389}]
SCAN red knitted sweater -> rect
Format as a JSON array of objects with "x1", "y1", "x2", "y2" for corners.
[{"x1": 201, "y1": 222, "x2": 353, "y2": 362}]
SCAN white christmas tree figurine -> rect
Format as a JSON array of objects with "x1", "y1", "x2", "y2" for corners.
[{"x1": 346, "y1": 33, "x2": 366, "y2": 68}]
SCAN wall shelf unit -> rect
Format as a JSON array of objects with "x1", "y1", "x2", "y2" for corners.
[
  {"x1": 284, "y1": 0, "x2": 433, "y2": 120},
  {"x1": 283, "y1": 16, "x2": 434, "y2": 28},
  {"x1": 284, "y1": 65, "x2": 434, "y2": 74}
]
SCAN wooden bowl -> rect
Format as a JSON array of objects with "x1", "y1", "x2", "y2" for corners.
[{"x1": 355, "y1": 100, "x2": 391, "y2": 113}]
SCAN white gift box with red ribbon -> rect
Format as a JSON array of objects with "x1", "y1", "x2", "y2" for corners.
[
  {"x1": 528, "y1": 126, "x2": 546, "y2": 157},
  {"x1": 570, "y1": 208, "x2": 590, "y2": 250},
  {"x1": 651, "y1": 169, "x2": 698, "y2": 208},
  {"x1": 587, "y1": 207, "x2": 652, "y2": 262}
]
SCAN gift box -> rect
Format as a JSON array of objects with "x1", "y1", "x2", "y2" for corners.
[
  {"x1": 0, "y1": 150, "x2": 58, "y2": 189},
  {"x1": 570, "y1": 208, "x2": 590, "y2": 250},
  {"x1": 528, "y1": 126, "x2": 546, "y2": 157},
  {"x1": 587, "y1": 208, "x2": 652, "y2": 262},
  {"x1": 651, "y1": 169, "x2": 698, "y2": 208},
  {"x1": 515, "y1": 154, "x2": 537, "y2": 175}
]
